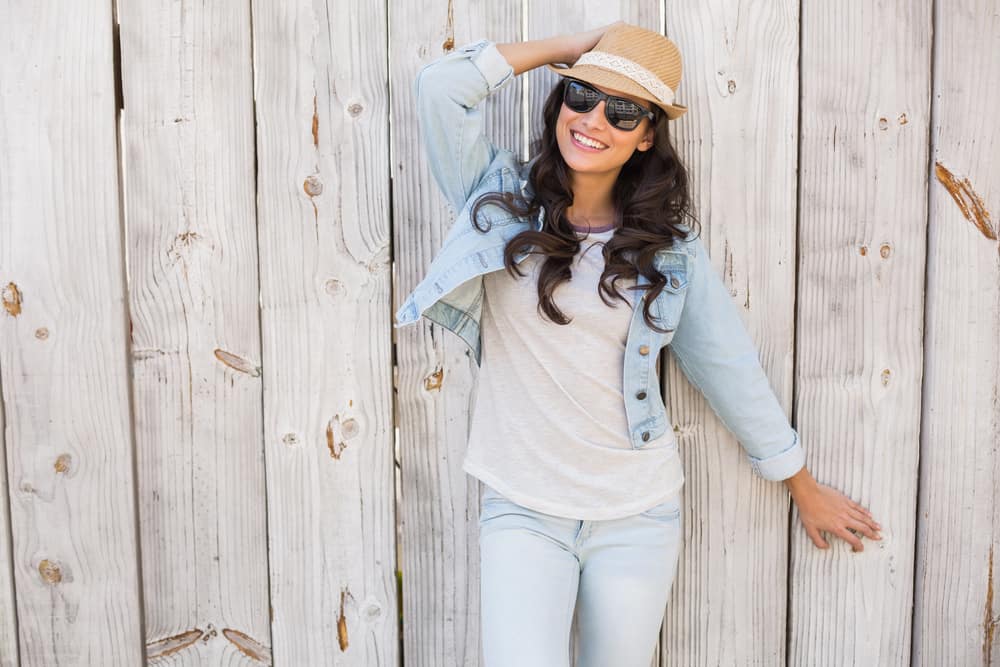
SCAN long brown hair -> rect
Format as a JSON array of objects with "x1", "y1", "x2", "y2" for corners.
[{"x1": 470, "y1": 77, "x2": 701, "y2": 334}]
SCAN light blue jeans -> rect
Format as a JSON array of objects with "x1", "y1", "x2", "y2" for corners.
[{"x1": 477, "y1": 483, "x2": 684, "y2": 667}]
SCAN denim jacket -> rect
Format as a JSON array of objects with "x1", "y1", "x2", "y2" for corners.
[{"x1": 393, "y1": 39, "x2": 805, "y2": 482}]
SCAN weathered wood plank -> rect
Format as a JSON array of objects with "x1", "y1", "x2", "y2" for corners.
[
  {"x1": 390, "y1": 2, "x2": 522, "y2": 664},
  {"x1": 0, "y1": 1, "x2": 144, "y2": 664},
  {"x1": 791, "y1": 1, "x2": 932, "y2": 664},
  {"x1": 658, "y1": 1, "x2": 801, "y2": 663},
  {"x1": 117, "y1": 0, "x2": 272, "y2": 662},
  {"x1": 913, "y1": 1, "x2": 1000, "y2": 664},
  {"x1": 250, "y1": 0, "x2": 398, "y2": 663},
  {"x1": 0, "y1": 362, "x2": 19, "y2": 667}
]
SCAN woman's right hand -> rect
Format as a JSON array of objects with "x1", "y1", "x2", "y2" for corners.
[{"x1": 560, "y1": 21, "x2": 625, "y2": 66}]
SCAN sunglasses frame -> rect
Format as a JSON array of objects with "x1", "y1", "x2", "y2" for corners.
[{"x1": 562, "y1": 78, "x2": 657, "y2": 131}]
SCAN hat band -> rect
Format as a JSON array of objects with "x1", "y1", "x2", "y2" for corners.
[{"x1": 573, "y1": 51, "x2": 676, "y2": 106}]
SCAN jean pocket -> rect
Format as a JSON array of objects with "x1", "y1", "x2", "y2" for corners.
[{"x1": 638, "y1": 493, "x2": 682, "y2": 520}]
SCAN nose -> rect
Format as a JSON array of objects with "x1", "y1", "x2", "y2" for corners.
[{"x1": 582, "y1": 100, "x2": 608, "y2": 129}]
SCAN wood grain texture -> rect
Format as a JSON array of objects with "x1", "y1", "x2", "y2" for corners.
[
  {"x1": 0, "y1": 339, "x2": 18, "y2": 667},
  {"x1": 913, "y1": 1, "x2": 1000, "y2": 664},
  {"x1": 0, "y1": 1, "x2": 144, "y2": 664},
  {"x1": 118, "y1": 0, "x2": 272, "y2": 662},
  {"x1": 251, "y1": 0, "x2": 398, "y2": 663},
  {"x1": 659, "y1": 0, "x2": 801, "y2": 664},
  {"x1": 792, "y1": 0, "x2": 931, "y2": 664},
  {"x1": 389, "y1": 2, "x2": 522, "y2": 665}
]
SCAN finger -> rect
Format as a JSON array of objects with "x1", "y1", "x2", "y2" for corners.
[
  {"x1": 847, "y1": 517, "x2": 881, "y2": 541},
  {"x1": 806, "y1": 525, "x2": 829, "y2": 549},
  {"x1": 850, "y1": 500, "x2": 876, "y2": 521},
  {"x1": 838, "y1": 527, "x2": 864, "y2": 552},
  {"x1": 846, "y1": 509, "x2": 882, "y2": 538}
]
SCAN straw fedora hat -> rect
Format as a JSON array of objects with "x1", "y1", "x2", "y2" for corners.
[{"x1": 546, "y1": 23, "x2": 688, "y2": 120}]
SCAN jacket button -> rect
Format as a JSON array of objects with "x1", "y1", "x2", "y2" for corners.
[
  {"x1": 671, "y1": 276, "x2": 681, "y2": 288},
  {"x1": 636, "y1": 391, "x2": 647, "y2": 400},
  {"x1": 641, "y1": 431, "x2": 650, "y2": 441},
  {"x1": 638, "y1": 344, "x2": 650, "y2": 355}
]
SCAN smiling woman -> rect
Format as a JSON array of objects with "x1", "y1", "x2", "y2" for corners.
[
  {"x1": 393, "y1": 20, "x2": 882, "y2": 667},
  {"x1": 481, "y1": 27, "x2": 694, "y2": 335}
]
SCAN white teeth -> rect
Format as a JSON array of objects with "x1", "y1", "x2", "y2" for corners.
[{"x1": 572, "y1": 130, "x2": 606, "y2": 149}]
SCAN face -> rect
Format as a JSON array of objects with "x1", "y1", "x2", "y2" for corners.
[{"x1": 555, "y1": 80, "x2": 656, "y2": 174}]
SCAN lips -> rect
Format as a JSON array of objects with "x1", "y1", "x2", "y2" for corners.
[{"x1": 570, "y1": 129, "x2": 608, "y2": 151}]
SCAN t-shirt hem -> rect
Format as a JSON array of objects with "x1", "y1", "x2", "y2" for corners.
[{"x1": 463, "y1": 459, "x2": 685, "y2": 521}]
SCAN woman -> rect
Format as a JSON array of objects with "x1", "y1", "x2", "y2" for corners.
[{"x1": 394, "y1": 21, "x2": 883, "y2": 667}]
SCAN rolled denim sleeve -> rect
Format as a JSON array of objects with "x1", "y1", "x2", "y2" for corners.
[
  {"x1": 414, "y1": 39, "x2": 515, "y2": 213},
  {"x1": 668, "y1": 234, "x2": 805, "y2": 481}
]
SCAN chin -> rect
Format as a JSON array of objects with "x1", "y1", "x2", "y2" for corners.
[{"x1": 561, "y1": 152, "x2": 616, "y2": 175}]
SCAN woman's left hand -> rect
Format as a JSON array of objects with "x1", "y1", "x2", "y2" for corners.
[{"x1": 787, "y1": 473, "x2": 883, "y2": 552}]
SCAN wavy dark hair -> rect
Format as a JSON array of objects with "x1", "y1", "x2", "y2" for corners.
[{"x1": 470, "y1": 77, "x2": 701, "y2": 334}]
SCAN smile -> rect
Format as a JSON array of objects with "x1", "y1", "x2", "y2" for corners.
[{"x1": 571, "y1": 130, "x2": 608, "y2": 150}]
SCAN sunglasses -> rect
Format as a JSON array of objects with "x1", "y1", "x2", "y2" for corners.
[{"x1": 562, "y1": 79, "x2": 657, "y2": 131}]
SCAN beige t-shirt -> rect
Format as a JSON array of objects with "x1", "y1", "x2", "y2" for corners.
[{"x1": 463, "y1": 227, "x2": 684, "y2": 520}]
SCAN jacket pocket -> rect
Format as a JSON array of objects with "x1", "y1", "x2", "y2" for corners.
[{"x1": 653, "y1": 263, "x2": 691, "y2": 336}]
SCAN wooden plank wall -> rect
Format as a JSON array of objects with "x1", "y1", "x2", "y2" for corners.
[
  {"x1": 0, "y1": 1, "x2": 145, "y2": 664},
  {"x1": 661, "y1": 1, "x2": 800, "y2": 663},
  {"x1": 0, "y1": 0, "x2": 997, "y2": 665},
  {"x1": 913, "y1": 1, "x2": 1000, "y2": 664},
  {"x1": 793, "y1": 1, "x2": 931, "y2": 664},
  {"x1": 0, "y1": 379, "x2": 14, "y2": 667},
  {"x1": 251, "y1": 0, "x2": 397, "y2": 663},
  {"x1": 118, "y1": 0, "x2": 273, "y2": 662}
]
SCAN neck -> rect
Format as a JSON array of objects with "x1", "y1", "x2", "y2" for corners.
[{"x1": 566, "y1": 166, "x2": 621, "y2": 231}]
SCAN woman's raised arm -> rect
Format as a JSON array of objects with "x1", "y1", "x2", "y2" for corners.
[{"x1": 413, "y1": 40, "x2": 518, "y2": 214}]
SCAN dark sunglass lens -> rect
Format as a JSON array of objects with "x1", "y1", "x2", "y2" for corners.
[
  {"x1": 606, "y1": 98, "x2": 644, "y2": 130},
  {"x1": 565, "y1": 81, "x2": 598, "y2": 111}
]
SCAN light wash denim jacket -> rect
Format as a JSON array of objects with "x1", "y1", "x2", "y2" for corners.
[{"x1": 393, "y1": 40, "x2": 805, "y2": 482}]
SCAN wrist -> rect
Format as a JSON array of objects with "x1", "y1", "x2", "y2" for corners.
[
  {"x1": 783, "y1": 465, "x2": 817, "y2": 495},
  {"x1": 496, "y1": 35, "x2": 578, "y2": 76}
]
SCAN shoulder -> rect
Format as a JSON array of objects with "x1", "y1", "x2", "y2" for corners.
[{"x1": 651, "y1": 231, "x2": 700, "y2": 286}]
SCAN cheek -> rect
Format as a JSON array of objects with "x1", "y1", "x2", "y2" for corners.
[
  {"x1": 556, "y1": 107, "x2": 574, "y2": 134},
  {"x1": 612, "y1": 127, "x2": 648, "y2": 154},
  {"x1": 555, "y1": 108, "x2": 574, "y2": 151}
]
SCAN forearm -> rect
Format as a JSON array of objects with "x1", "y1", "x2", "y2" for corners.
[
  {"x1": 670, "y1": 236, "x2": 805, "y2": 481},
  {"x1": 495, "y1": 36, "x2": 577, "y2": 76}
]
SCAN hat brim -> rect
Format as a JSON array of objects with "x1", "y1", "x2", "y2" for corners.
[{"x1": 546, "y1": 62, "x2": 687, "y2": 120}]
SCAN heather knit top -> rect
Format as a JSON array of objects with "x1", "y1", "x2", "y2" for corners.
[{"x1": 463, "y1": 226, "x2": 684, "y2": 520}]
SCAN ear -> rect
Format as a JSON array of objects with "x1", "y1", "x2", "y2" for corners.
[{"x1": 637, "y1": 125, "x2": 655, "y2": 152}]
